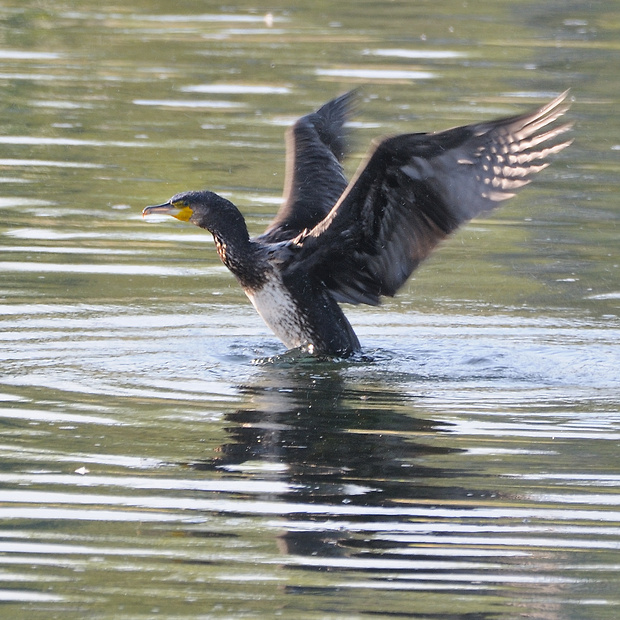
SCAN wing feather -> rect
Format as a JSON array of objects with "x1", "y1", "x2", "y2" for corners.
[
  {"x1": 293, "y1": 91, "x2": 572, "y2": 305},
  {"x1": 259, "y1": 90, "x2": 357, "y2": 243}
]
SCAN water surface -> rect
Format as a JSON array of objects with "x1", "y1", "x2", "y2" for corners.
[{"x1": 1, "y1": 1, "x2": 619, "y2": 618}]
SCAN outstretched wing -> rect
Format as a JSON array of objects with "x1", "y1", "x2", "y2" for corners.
[
  {"x1": 259, "y1": 90, "x2": 357, "y2": 243},
  {"x1": 293, "y1": 91, "x2": 573, "y2": 306}
]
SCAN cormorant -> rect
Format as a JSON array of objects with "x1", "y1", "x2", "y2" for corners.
[{"x1": 143, "y1": 90, "x2": 572, "y2": 357}]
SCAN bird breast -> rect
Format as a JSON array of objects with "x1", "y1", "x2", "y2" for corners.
[{"x1": 244, "y1": 271, "x2": 312, "y2": 350}]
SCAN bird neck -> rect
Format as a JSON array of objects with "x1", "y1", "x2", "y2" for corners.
[
  {"x1": 214, "y1": 235, "x2": 267, "y2": 290},
  {"x1": 194, "y1": 199, "x2": 266, "y2": 289},
  {"x1": 193, "y1": 195, "x2": 248, "y2": 242}
]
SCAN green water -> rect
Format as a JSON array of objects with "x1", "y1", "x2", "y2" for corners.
[{"x1": 1, "y1": 1, "x2": 619, "y2": 618}]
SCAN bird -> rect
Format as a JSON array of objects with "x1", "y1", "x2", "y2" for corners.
[{"x1": 143, "y1": 90, "x2": 572, "y2": 357}]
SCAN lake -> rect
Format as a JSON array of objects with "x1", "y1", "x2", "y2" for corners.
[{"x1": 1, "y1": 1, "x2": 619, "y2": 618}]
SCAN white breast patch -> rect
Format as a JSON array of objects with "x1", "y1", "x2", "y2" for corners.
[{"x1": 245, "y1": 273, "x2": 310, "y2": 349}]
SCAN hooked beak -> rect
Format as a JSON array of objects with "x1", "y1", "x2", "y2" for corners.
[
  {"x1": 142, "y1": 202, "x2": 174, "y2": 217},
  {"x1": 142, "y1": 202, "x2": 193, "y2": 221}
]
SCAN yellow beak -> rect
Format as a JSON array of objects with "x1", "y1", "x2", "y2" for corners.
[{"x1": 142, "y1": 202, "x2": 193, "y2": 221}]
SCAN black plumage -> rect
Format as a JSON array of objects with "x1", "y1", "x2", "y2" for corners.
[{"x1": 143, "y1": 90, "x2": 572, "y2": 357}]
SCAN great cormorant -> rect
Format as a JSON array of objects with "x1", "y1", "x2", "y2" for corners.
[{"x1": 143, "y1": 90, "x2": 572, "y2": 357}]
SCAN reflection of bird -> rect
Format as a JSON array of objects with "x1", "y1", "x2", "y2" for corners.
[{"x1": 143, "y1": 90, "x2": 572, "y2": 357}]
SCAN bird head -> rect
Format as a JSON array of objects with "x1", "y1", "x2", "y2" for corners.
[
  {"x1": 142, "y1": 190, "x2": 215, "y2": 223},
  {"x1": 143, "y1": 190, "x2": 249, "y2": 244}
]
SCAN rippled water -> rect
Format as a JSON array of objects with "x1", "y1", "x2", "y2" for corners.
[{"x1": 1, "y1": 1, "x2": 619, "y2": 618}]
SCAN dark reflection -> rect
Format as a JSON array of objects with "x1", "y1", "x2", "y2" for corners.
[
  {"x1": 184, "y1": 361, "x2": 526, "y2": 616},
  {"x1": 190, "y1": 360, "x2": 466, "y2": 506}
]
